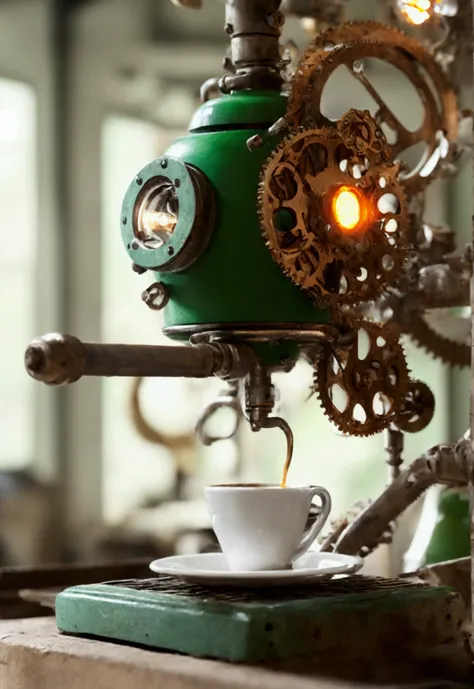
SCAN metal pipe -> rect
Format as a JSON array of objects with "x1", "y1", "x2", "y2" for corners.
[
  {"x1": 24, "y1": 333, "x2": 248, "y2": 385},
  {"x1": 220, "y1": 0, "x2": 284, "y2": 92}
]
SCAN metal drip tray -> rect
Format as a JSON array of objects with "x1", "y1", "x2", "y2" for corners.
[
  {"x1": 55, "y1": 574, "x2": 463, "y2": 664},
  {"x1": 111, "y1": 573, "x2": 426, "y2": 601}
]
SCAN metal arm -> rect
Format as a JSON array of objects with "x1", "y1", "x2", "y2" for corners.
[{"x1": 24, "y1": 333, "x2": 251, "y2": 385}]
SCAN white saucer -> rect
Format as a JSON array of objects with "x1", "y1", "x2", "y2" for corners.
[{"x1": 149, "y1": 551, "x2": 363, "y2": 587}]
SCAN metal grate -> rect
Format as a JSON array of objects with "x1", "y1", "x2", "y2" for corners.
[{"x1": 104, "y1": 574, "x2": 427, "y2": 603}]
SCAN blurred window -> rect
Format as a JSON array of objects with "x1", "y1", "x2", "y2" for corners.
[{"x1": 0, "y1": 79, "x2": 37, "y2": 469}]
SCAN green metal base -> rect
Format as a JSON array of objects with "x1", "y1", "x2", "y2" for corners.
[{"x1": 55, "y1": 575, "x2": 462, "y2": 664}]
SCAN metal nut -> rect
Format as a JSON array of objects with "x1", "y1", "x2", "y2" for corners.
[{"x1": 141, "y1": 282, "x2": 170, "y2": 311}]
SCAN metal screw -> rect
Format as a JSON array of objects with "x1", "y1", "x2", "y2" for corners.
[
  {"x1": 246, "y1": 134, "x2": 263, "y2": 151},
  {"x1": 161, "y1": 159, "x2": 168, "y2": 169},
  {"x1": 167, "y1": 246, "x2": 175, "y2": 256},
  {"x1": 266, "y1": 11, "x2": 283, "y2": 28},
  {"x1": 131, "y1": 240, "x2": 139, "y2": 250},
  {"x1": 135, "y1": 176, "x2": 143, "y2": 185}
]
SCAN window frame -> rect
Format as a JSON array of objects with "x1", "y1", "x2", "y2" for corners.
[{"x1": 0, "y1": 0, "x2": 62, "y2": 482}]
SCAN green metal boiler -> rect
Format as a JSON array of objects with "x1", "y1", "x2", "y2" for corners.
[{"x1": 120, "y1": 90, "x2": 329, "y2": 365}]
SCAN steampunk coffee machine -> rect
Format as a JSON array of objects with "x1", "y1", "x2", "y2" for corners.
[{"x1": 23, "y1": 0, "x2": 474, "y2": 679}]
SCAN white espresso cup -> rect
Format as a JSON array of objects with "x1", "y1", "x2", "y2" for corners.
[{"x1": 205, "y1": 484, "x2": 331, "y2": 571}]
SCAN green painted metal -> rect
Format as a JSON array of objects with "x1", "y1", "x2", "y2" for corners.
[
  {"x1": 55, "y1": 578, "x2": 458, "y2": 663},
  {"x1": 189, "y1": 90, "x2": 288, "y2": 131},
  {"x1": 121, "y1": 157, "x2": 199, "y2": 271},
  {"x1": 423, "y1": 488, "x2": 469, "y2": 565},
  {"x1": 120, "y1": 91, "x2": 329, "y2": 355}
]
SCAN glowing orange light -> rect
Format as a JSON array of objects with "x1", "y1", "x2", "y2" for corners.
[
  {"x1": 331, "y1": 186, "x2": 363, "y2": 233},
  {"x1": 397, "y1": 0, "x2": 432, "y2": 24}
]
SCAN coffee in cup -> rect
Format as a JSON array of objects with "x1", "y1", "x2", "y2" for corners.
[{"x1": 205, "y1": 483, "x2": 331, "y2": 571}]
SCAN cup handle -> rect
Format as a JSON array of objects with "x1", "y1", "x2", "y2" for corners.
[{"x1": 293, "y1": 486, "x2": 332, "y2": 560}]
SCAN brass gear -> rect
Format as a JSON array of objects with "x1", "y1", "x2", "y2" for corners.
[
  {"x1": 314, "y1": 321, "x2": 411, "y2": 436},
  {"x1": 395, "y1": 380, "x2": 435, "y2": 433},
  {"x1": 405, "y1": 310, "x2": 471, "y2": 368},
  {"x1": 288, "y1": 21, "x2": 458, "y2": 195},
  {"x1": 258, "y1": 111, "x2": 408, "y2": 306}
]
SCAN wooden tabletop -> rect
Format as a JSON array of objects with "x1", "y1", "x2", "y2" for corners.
[{"x1": 0, "y1": 618, "x2": 471, "y2": 689}]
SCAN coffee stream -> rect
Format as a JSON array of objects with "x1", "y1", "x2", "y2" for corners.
[{"x1": 279, "y1": 441, "x2": 293, "y2": 488}]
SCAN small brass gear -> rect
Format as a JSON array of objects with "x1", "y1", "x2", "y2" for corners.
[
  {"x1": 287, "y1": 21, "x2": 458, "y2": 194},
  {"x1": 314, "y1": 321, "x2": 411, "y2": 436},
  {"x1": 395, "y1": 379, "x2": 435, "y2": 433},
  {"x1": 258, "y1": 110, "x2": 408, "y2": 306}
]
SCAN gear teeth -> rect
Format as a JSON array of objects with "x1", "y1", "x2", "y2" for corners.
[
  {"x1": 312, "y1": 321, "x2": 411, "y2": 437},
  {"x1": 336, "y1": 479, "x2": 433, "y2": 557},
  {"x1": 287, "y1": 20, "x2": 458, "y2": 195},
  {"x1": 257, "y1": 122, "x2": 410, "y2": 308},
  {"x1": 405, "y1": 315, "x2": 470, "y2": 368},
  {"x1": 395, "y1": 379, "x2": 435, "y2": 433}
]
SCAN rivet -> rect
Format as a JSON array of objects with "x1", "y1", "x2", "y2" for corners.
[
  {"x1": 161, "y1": 159, "x2": 168, "y2": 169},
  {"x1": 174, "y1": 179, "x2": 181, "y2": 188},
  {"x1": 167, "y1": 246, "x2": 175, "y2": 256},
  {"x1": 131, "y1": 240, "x2": 139, "y2": 250},
  {"x1": 136, "y1": 176, "x2": 143, "y2": 186},
  {"x1": 122, "y1": 217, "x2": 127, "y2": 225}
]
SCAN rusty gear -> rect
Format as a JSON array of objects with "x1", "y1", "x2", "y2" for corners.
[
  {"x1": 406, "y1": 310, "x2": 471, "y2": 368},
  {"x1": 287, "y1": 21, "x2": 458, "y2": 194},
  {"x1": 395, "y1": 379, "x2": 435, "y2": 433},
  {"x1": 319, "y1": 498, "x2": 394, "y2": 556},
  {"x1": 336, "y1": 108, "x2": 392, "y2": 164},
  {"x1": 258, "y1": 111, "x2": 408, "y2": 305},
  {"x1": 402, "y1": 222, "x2": 470, "y2": 367},
  {"x1": 314, "y1": 321, "x2": 411, "y2": 436}
]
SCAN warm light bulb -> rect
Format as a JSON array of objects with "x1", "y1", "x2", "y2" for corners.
[
  {"x1": 142, "y1": 210, "x2": 177, "y2": 234},
  {"x1": 398, "y1": 0, "x2": 431, "y2": 24},
  {"x1": 397, "y1": 0, "x2": 457, "y2": 24},
  {"x1": 331, "y1": 187, "x2": 362, "y2": 232}
]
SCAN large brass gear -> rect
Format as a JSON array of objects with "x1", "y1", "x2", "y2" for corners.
[
  {"x1": 258, "y1": 110, "x2": 408, "y2": 306},
  {"x1": 314, "y1": 321, "x2": 411, "y2": 436},
  {"x1": 287, "y1": 21, "x2": 458, "y2": 195}
]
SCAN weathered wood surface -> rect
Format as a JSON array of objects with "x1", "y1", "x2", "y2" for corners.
[{"x1": 0, "y1": 618, "x2": 471, "y2": 689}]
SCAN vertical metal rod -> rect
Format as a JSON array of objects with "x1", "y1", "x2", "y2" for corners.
[
  {"x1": 384, "y1": 425, "x2": 405, "y2": 574},
  {"x1": 384, "y1": 425, "x2": 404, "y2": 482},
  {"x1": 51, "y1": 0, "x2": 71, "y2": 561}
]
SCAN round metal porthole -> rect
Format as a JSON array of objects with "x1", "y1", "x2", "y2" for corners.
[{"x1": 120, "y1": 156, "x2": 216, "y2": 272}]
